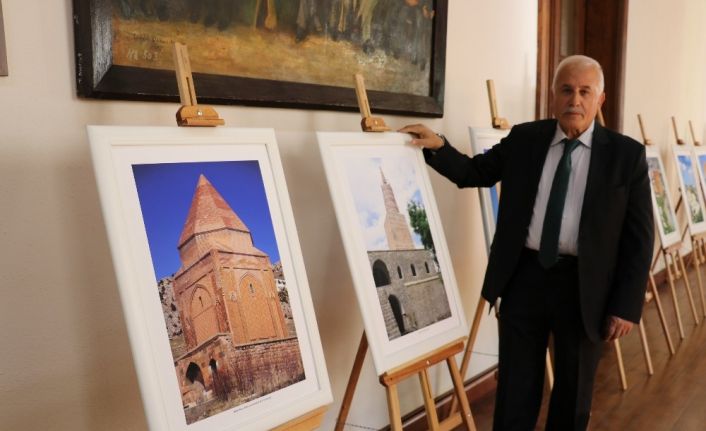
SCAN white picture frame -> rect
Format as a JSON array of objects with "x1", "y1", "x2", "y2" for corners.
[
  {"x1": 317, "y1": 132, "x2": 468, "y2": 374},
  {"x1": 89, "y1": 126, "x2": 331, "y2": 431},
  {"x1": 645, "y1": 146, "x2": 681, "y2": 248},
  {"x1": 671, "y1": 146, "x2": 706, "y2": 235},
  {"x1": 468, "y1": 127, "x2": 510, "y2": 253}
]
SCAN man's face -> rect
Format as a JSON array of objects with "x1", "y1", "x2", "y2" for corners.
[{"x1": 552, "y1": 65, "x2": 605, "y2": 139}]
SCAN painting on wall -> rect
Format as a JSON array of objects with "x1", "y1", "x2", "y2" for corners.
[
  {"x1": 672, "y1": 146, "x2": 706, "y2": 235},
  {"x1": 318, "y1": 132, "x2": 466, "y2": 374},
  {"x1": 0, "y1": 0, "x2": 7, "y2": 76},
  {"x1": 89, "y1": 126, "x2": 331, "y2": 430},
  {"x1": 469, "y1": 127, "x2": 509, "y2": 253},
  {"x1": 646, "y1": 147, "x2": 680, "y2": 248},
  {"x1": 72, "y1": 0, "x2": 448, "y2": 116}
]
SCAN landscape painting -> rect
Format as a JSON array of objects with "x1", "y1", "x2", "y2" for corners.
[
  {"x1": 673, "y1": 148, "x2": 706, "y2": 235},
  {"x1": 73, "y1": 0, "x2": 448, "y2": 116},
  {"x1": 646, "y1": 148, "x2": 680, "y2": 248},
  {"x1": 318, "y1": 132, "x2": 467, "y2": 374}
]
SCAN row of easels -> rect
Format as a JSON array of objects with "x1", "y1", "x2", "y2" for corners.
[{"x1": 636, "y1": 113, "x2": 706, "y2": 359}]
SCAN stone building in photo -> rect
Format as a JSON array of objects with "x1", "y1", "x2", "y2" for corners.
[
  {"x1": 368, "y1": 170, "x2": 451, "y2": 340},
  {"x1": 164, "y1": 174, "x2": 304, "y2": 424}
]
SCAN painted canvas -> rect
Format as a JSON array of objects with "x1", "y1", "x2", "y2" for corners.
[
  {"x1": 672, "y1": 147, "x2": 706, "y2": 235},
  {"x1": 89, "y1": 127, "x2": 331, "y2": 430},
  {"x1": 469, "y1": 127, "x2": 509, "y2": 253},
  {"x1": 318, "y1": 132, "x2": 467, "y2": 374},
  {"x1": 73, "y1": 0, "x2": 448, "y2": 116},
  {"x1": 646, "y1": 147, "x2": 680, "y2": 248}
]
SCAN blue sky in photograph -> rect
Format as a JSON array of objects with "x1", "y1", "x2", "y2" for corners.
[
  {"x1": 343, "y1": 155, "x2": 425, "y2": 251},
  {"x1": 132, "y1": 161, "x2": 279, "y2": 280},
  {"x1": 678, "y1": 155, "x2": 697, "y2": 187}
]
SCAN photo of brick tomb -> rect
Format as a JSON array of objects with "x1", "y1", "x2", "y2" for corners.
[
  {"x1": 344, "y1": 156, "x2": 452, "y2": 341},
  {"x1": 132, "y1": 161, "x2": 304, "y2": 424}
]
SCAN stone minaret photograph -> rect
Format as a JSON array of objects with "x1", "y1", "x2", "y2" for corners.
[{"x1": 380, "y1": 168, "x2": 415, "y2": 250}]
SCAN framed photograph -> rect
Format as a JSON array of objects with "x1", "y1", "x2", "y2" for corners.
[
  {"x1": 468, "y1": 127, "x2": 509, "y2": 253},
  {"x1": 672, "y1": 146, "x2": 706, "y2": 235},
  {"x1": 646, "y1": 147, "x2": 680, "y2": 248},
  {"x1": 72, "y1": 0, "x2": 448, "y2": 117},
  {"x1": 0, "y1": 0, "x2": 7, "y2": 76},
  {"x1": 89, "y1": 126, "x2": 331, "y2": 430},
  {"x1": 691, "y1": 146, "x2": 706, "y2": 217},
  {"x1": 318, "y1": 132, "x2": 467, "y2": 374}
]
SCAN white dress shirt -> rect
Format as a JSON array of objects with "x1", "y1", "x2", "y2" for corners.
[{"x1": 524, "y1": 121, "x2": 595, "y2": 256}]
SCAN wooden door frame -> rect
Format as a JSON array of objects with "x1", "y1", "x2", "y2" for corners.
[{"x1": 536, "y1": 0, "x2": 629, "y2": 131}]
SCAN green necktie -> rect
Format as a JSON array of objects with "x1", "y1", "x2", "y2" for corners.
[{"x1": 538, "y1": 138, "x2": 581, "y2": 268}]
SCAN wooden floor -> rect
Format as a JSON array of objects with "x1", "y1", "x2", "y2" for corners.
[{"x1": 467, "y1": 262, "x2": 706, "y2": 431}]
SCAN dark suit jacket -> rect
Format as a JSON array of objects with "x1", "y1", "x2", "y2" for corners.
[{"x1": 425, "y1": 119, "x2": 654, "y2": 342}]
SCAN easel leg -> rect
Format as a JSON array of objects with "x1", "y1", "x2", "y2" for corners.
[
  {"x1": 419, "y1": 369, "x2": 441, "y2": 430},
  {"x1": 649, "y1": 273, "x2": 676, "y2": 355},
  {"x1": 676, "y1": 251, "x2": 700, "y2": 325},
  {"x1": 638, "y1": 319, "x2": 654, "y2": 375},
  {"x1": 450, "y1": 299, "x2": 486, "y2": 414},
  {"x1": 447, "y1": 356, "x2": 477, "y2": 431},
  {"x1": 386, "y1": 384, "x2": 404, "y2": 431},
  {"x1": 335, "y1": 333, "x2": 368, "y2": 431},
  {"x1": 664, "y1": 251, "x2": 686, "y2": 339},
  {"x1": 613, "y1": 339, "x2": 627, "y2": 391}
]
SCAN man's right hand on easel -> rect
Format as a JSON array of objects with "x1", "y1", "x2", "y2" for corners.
[{"x1": 398, "y1": 124, "x2": 445, "y2": 150}]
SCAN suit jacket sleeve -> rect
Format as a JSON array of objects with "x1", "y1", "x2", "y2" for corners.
[
  {"x1": 605, "y1": 145, "x2": 654, "y2": 323},
  {"x1": 423, "y1": 132, "x2": 514, "y2": 188}
]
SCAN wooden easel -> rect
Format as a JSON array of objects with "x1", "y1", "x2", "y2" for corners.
[
  {"x1": 170, "y1": 43, "x2": 327, "y2": 431},
  {"x1": 335, "y1": 76, "x2": 476, "y2": 431},
  {"x1": 172, "y1": 43, "x2": 225, "y2": 127},
  {"x1": 670, "y1": 117, "x2": 706, "y2": 323},
  {"x1": 689, "y1": 120, "x2": 701, "y2": 147},
  {"x1": 486, "y1": 80, "x2": 510, "y2": 130},
  {"x1": 637, "y1": 114, "x2": 677, "y2": 354},
  {"x1": 354, "y1": 74, "x2": 391, "y2": 132},
  {"x1": 641, "y1": 115, "x2": 699, "y2": 344}
]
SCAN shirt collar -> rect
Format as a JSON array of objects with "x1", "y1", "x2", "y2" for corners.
[{"x1": 550, "y1": 120, "x2": 595, "y2": 148}]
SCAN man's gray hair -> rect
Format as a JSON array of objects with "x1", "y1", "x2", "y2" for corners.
[{"x1": 552, "y1": 55, "x2": 605, "y2": 94}]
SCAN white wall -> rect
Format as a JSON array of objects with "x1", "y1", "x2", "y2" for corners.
[{"x1": 0, "y1": 1, "x2": 538, "y2": 430}]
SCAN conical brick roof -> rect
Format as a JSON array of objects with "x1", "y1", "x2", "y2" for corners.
[{"x1": 178, "y1": 174, "x2": 250, "y2": 247}]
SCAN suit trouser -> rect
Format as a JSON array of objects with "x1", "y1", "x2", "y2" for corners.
[{"x1": 493, "y1": 248, "x2": 604, "y2": 431}]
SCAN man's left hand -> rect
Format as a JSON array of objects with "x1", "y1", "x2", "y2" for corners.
[{"x1": 603, "y1": 315, "x2": 633, "y2": 341}]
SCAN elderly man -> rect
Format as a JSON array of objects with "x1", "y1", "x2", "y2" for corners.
[{"x1": 400, "y1": 55, "x2": 653, "y2": 430}]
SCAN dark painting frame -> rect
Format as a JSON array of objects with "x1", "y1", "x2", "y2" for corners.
[{"x1": 72, "y1": 0, "x2": 447, "y2": 117}]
